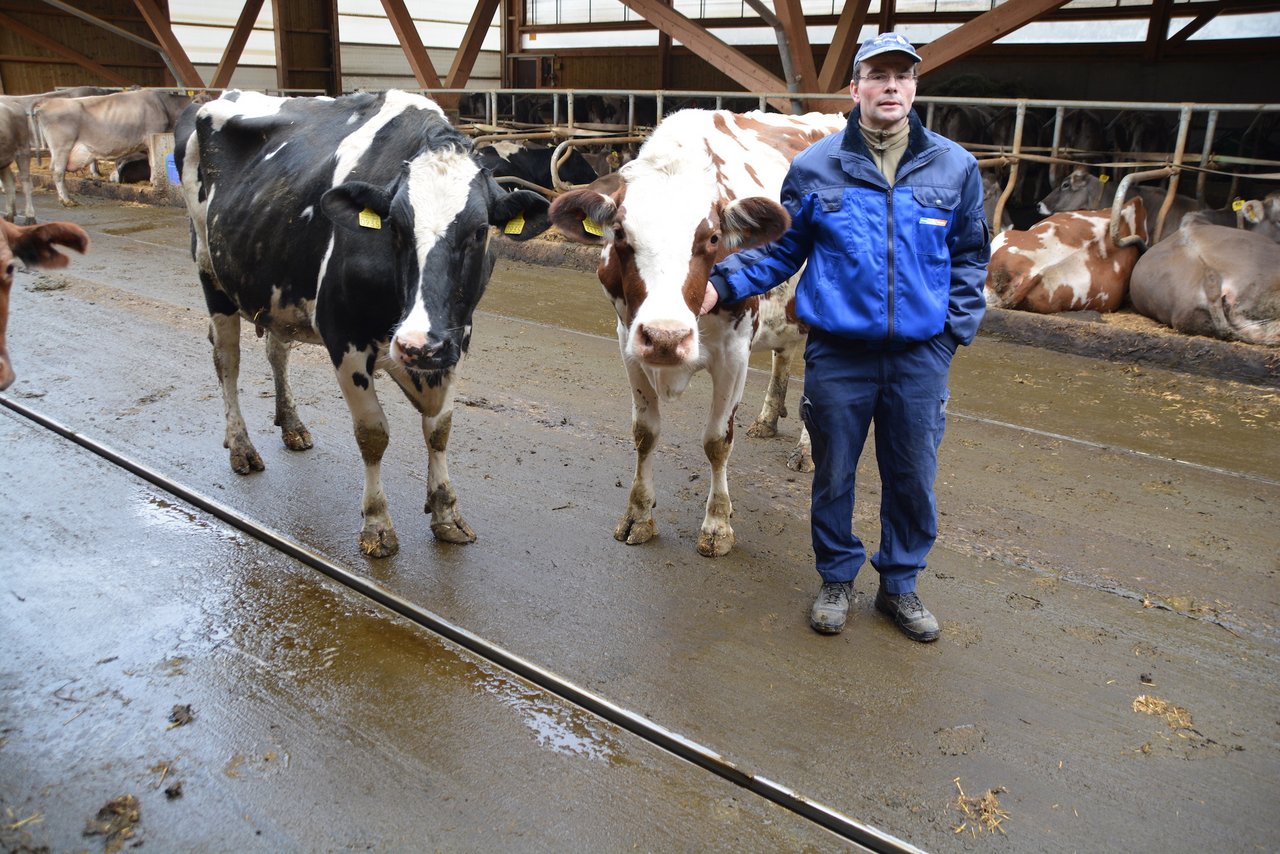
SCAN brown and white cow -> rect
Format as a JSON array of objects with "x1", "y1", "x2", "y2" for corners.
[
  {"x1": 548, "y1": 109, "x2": 843, "y2": 556},
  {"x1": 1038, "y1": 166, "x2": 1202, "y2": 244},
  {"x1": 985, "y1": 196, "x2": 1148, "y2": 313},
  {"x1": 0, "y1": 218, "x2": 90, "y2": 390},
  {"x1": 1129, "y1": 220, "x2": 1280, "y2": 346},
  {"x1": 34, "y1": 89, "x2": 193, "y2": 207}
]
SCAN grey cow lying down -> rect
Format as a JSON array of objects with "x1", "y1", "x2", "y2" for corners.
[{"x1": 1129, "y1": 218, "x2": 1280, "y2": 346}]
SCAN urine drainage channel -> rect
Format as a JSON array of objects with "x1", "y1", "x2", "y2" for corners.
[{"x1": 1, "y1": 393, "x2": 923, "y2": 854}]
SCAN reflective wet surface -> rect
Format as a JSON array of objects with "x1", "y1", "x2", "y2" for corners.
[{"x1": 2, "y1": 193, "x2": 1277, "y2": 852}]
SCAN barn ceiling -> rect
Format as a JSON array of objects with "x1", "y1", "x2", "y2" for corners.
[{"x1": 0, "y1": 0, "x2": 1277, "y2": 98}]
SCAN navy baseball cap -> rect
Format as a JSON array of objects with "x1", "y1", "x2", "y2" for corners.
[{"x1": 853, "y1": 32, "x2": 922, "y2": 66}]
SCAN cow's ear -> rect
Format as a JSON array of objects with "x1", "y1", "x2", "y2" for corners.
[
  {"x1": 1241, "y1": 199, "x2": 1264, "y2": 225},
  {"x1": 490, "y1": 189, "x2": 552, "y2": 241},
  {"x1": 720, "y1": 197, "x2": 790, "y2": 251},
  {"x1": 321, "y1": 182, "x2": 393, "y2": 232},
  {"x1": 7, "y1": 221, "x2": 90, "y2": 269},
  {"x1": 548, "y1": 174, "x2": 624, "y2": 245}
]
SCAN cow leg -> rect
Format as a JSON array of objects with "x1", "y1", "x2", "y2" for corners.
[
  {"x1": 697, "y1": 353, "x2": 750, "y2": 557},
  {"x1": 49, "y1": 145, "x2": 76, "y2": 207},
  {"x1": 0, "y1": 276, "x2": 13, "y2": 391},
  {"x1": 616, "y1": 358, "x2": 660, "y2": 546},
  {"x1": 746, "y1": 346, "x2": 791, "y2": 438},
  {"x1": 208, "y1": 311, "x2": 264, "y2": 474},
  {"x1": 788, "y1": 424, "x2": 814, "y2": 473},
  {"x1": 16, "y1": 152, "x2": 35, "y2": 225},
  {"x1": 264, "y1": 331, "x2": 313, "y2": 452},
  {"x1": 416, "y1": 381, "x2": 475, "y2": 545},
  {"x1": 335, "y1": 350, "x2": 399, "y2": 558}
]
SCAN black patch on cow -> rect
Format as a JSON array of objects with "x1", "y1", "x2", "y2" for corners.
[{"x1": 352, "y1": 371, "x2": 369, "y2": 390}]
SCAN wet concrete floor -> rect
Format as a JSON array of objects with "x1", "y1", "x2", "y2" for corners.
[{"x1": 2, "y1": 193, "x2": 1278, "y2": 852}]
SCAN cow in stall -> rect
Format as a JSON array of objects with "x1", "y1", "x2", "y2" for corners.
[
  {"x1": 1129, "y1": 218, "x2": 1280, "y2": 346},
  {"x1": 985, "y1": 197, "x2": 1148, "y2": 313},
  {"x1": 0, "y1": 217, "x2": 89, "y2": 390},
  {"x1": 35, "y1": 89, "x2": 194, "y2": 207},
  {"x1": 176, "y1": 89, "x2": 551, "y2": 557},
  {"x1": 475, "y1": 140, "x2": 599, "y2": 194},
  {"x1": 548, "y1": 109, "x2": 844, "y2": 556},
  {"x1": 1178, "y1": 193, "x2": 1280, "y2": 243},
  {"x1": 1038, "y1": 166, "x2": 1203, "y2": 243}
]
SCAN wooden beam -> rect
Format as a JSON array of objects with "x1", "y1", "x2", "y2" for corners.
[
  {"x1": 0, "y1": 10, "x2": 133, "y2": 86},
  {"x1": 133, "y1": 0, "x2": 206, "y2": 87},
  {"x1": 379, "y1": 0, "x2": 443, "y2": 89},
  {"x1": 211, "y1": 0, "x2": 266, "y2": 90},
  {"x1": 1165, "y1": 1, "x2": 1226, "y2": 47},
  {"x1": 772, "y1": 0, "x2": 818, "y2": 95},
  {"x1": 1143, "y1": 0, "x2": 1174, "y2": 62},
  {"x1": 817, "y1": 0, "x2": 870, "y2": 92},
  {"x1": 916, "y1": 0, "x2": 1073, "y2": 76},
  {"x1": 445, "y1": 0, "x2": 501, "y2": 89},
  {"x1": 616, "y1": 0, "x2": 787, "y2": 96}
]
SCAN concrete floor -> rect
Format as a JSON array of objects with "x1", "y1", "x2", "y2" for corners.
[{"x1": 1, "y1": 191, "x2": 1278, "y2": 853}]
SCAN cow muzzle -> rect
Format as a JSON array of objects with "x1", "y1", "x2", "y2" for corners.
[
  {"x1": 633, "y1": 320, "x2": 695, "y2": 366},
  {"x1": 392, "y1": 331, "x2": 457, "y2": 371}
]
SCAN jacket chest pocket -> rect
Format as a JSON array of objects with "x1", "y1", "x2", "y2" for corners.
[{"x1": 909, "y1": 185, "x2": 959, "y2": 257}]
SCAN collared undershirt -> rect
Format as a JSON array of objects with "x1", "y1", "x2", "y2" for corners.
[{"x1": 859, "y1": 120, "x2": 910, "y2": 186}]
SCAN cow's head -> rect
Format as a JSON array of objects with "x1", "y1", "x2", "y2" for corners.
[
  {"x1": 0, "y1": 219, "x2": 89, "y2": 390},
  {"x1": 322, "y1": 144, "x2": 549, "y2": 376},
  {"x1": 548, "y1": 161, "x2": 789, "y2": 366},
  {"x1": 1039, "y1": 167, "x2": 1106, "y2": 216}
]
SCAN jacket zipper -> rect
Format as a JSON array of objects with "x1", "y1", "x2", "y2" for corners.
[{"x1": 885, "y1": 186, "x2": 895, "y2": 344}]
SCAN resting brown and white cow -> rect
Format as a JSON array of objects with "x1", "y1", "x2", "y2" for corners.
[
  {"x1": 1038, "y1": 166, "x2": 1202, "y2": 243},
  {"x1": 35, "y1": 89, "x2": 192, "y2": 207},
  {"x1": 1129, "y1": 220, "x2": 1280, "y2": 346},
  {"x1": 0, "y1": 218, "x2": 89, "y2": 390},
  {"x1": 985, "y1": 197, "x2": 1147, "y2": 313},
  {"x1": 177, "y1": 89, "x2": 550, "y2": 557},
  {"x1": 549, "y1": 109, "x2": 843, "y2": 556}
]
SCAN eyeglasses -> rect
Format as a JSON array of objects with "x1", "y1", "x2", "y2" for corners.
[{"x1": 857, "y1": 72, "x2": 917, "y2": 86}]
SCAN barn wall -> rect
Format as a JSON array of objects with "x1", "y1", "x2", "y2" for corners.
[{"x1": 0, "y1": 0, "x2": 171, "y2": 94}]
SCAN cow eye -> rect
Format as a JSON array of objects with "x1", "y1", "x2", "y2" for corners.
[
  {"x1": 709, "y1": 233, "x2": 719, "y2": 245},
  {"x1": 474, "y1": 226, "x2": 488, "y2": 242}
]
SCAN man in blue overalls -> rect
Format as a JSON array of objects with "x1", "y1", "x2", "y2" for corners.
[{"x1": 702, "y1": 32, "x2": 989, "y2": 641}]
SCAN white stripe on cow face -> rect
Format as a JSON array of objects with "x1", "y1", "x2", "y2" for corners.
[
  {"x1": 619, "y1": 160, "x2": 719, "y2": 361},
  {"x1": 333, "y1": 90, "x2": 444, "y2": 186},
  {"x1": 395, "y1": 148, "x2": 482, "y2": 346}
]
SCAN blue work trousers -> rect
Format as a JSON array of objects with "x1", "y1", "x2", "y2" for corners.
[{"x1": 799, "y1": 331, "x2": 953, "y2": 594}]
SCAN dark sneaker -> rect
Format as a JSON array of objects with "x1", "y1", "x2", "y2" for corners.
[
  {"x1": 810, "y1": 581, "x2": 853, "y2": 634},
  {"x1": 874, "y1": 588, "x2": 941, "y2": 642}
]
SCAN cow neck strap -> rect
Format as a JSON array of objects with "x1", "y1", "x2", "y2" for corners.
[{"x1": 859, "y1": 121, "x2": 910, "y2": 187}]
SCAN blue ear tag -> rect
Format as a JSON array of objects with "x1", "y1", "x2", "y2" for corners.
[
  {"x1": 358, "y1": 208, "x2": 382, "y2": 229},
  {"x1": 504, "y1": 212, "x2": 526, "y2": 235}
]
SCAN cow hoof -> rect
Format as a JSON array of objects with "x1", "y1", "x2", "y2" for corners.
[
  {"x1": 431, "y1": 515, "x2": 476, "y2": 544},
  {"x1": 746, "y1": 419, "x2": 778, "y2": 439},
  {"x1": 0, "y1": 361, "x2": 14, "y2": 392},
  {"x1": 282, "y1": 428, "x2": 313, "y2": 451},
  {"x1": 697, "y1": 527, "x2": 735, "y2": 557},
  {"x1": 787, "y1": 448, "x2": 814, "y2": 473},
  {"x1": 59, "y1": 198, "x2": 80, "y2": 208},
  {"x1": 229, "y1": 447, "x2": 265, "y2": 474},
  {"x1": 615, "y1": 516, "x2": 656, "y2": 545},
  {"x1": 360, "y1": 527, "x2": 399, "y2": 557}
]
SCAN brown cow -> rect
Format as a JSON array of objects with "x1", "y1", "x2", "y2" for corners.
[
  {"x1": 34, "y1": 89, "x2": 192, "y2": 206},
  {"x1": 985, "y1": 197, "x2": 1148, "y2": 314},
  {"x1": 1130, "y1": 221, "x2": 1280, "y2": 346},
  {"x1": 1038, "y1": 166, "x2": 1203, "y2": 244},
  {"x1": 0, "y1": 218, "x2": 90, "y2": 390}
]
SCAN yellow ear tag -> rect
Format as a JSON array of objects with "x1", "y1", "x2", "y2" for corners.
[
  {"x1": 582, "y1": 215, "x2": 604, "y2": 237},
  {"x1": 504, "y1": 212, "x2": 526, "y2": 235},
  {"x1": 1232, "y1": 198, "x2": 1245, "y2": 212},
  {"x1": 1098, "y1": 174, "x2": 1109, "y2": 183},
  {"x1": 358, "y1": 208, "x2": 382, "y2": 229}
]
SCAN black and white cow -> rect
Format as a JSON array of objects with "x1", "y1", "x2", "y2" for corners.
[
  {"x1": 475, "y1": 140, "x2": 599, "y2": 194},
  {"x1": 176, "y1": 89, "x2": 550, "y2": 557}
]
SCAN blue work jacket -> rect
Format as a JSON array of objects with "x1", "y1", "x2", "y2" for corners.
[{"x1": 710, "y1": 108, "x2": 989, "y2": 349}]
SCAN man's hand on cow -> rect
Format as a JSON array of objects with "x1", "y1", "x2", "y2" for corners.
[{"x1": 699, "y1": 282, "x2": 720, "y2": 315}]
